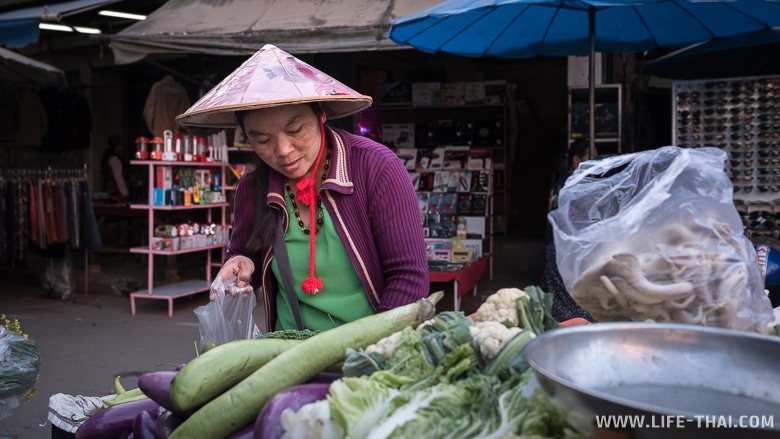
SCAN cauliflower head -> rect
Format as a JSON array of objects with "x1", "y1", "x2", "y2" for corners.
[
  {"x1": 469, "y1": 321, "x2": 522, "y2": 360},
  {"x1": 475, "y1": 288, "x2": 529, "y2": 325},
  {"x1": 365, "y1": 330, "x2": 403, "y2": 358}
]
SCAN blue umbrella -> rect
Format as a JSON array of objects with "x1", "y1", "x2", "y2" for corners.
[
  {"x1": 388, "y1": 0, "x2": 780, "y2": 155},
  {"x1": 642, "y1": 27, "x2": 780, "y2": 79}
]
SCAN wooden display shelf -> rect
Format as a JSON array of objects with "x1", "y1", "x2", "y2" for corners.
[{"x1": 130, "y1": 279, "x2": 211, "y2": 317}]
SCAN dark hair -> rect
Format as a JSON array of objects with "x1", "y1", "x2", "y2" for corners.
[
  {"x1": 567, "y1": 138, "x2": 590, "y2": 170},
  {"x1": 235, "y1": 103, "x2": 322, "y2": 251}
]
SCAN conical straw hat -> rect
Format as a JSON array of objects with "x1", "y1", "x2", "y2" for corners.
[{"x1": 176, "y1": 44, "x2": 373, "y2": 128}]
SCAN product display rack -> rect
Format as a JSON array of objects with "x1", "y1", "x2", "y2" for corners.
[
  {"x1": 128, "y1": 160, "x2": 229, "y2": 316},
  {"x1": 672, "y1": 75, "x2": 780, "y2": 238},
  {"x1": 359, "y1": 103, "x2": 511, "y2": 281}
]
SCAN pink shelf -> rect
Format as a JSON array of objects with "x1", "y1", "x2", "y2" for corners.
[
  {"x1": 130, "y1": 159, "x2": 229, "y2": 316},
  {"x1": 130, "y1": 203, "x2": 230, "y2": 210},
  {"x1": 130, "y1": 243, "x2": 227, "y2": 256},
  {"x1": 130, "y1": 280, "x2": 211, "y2": 317},
  {"x1": 130, "y1": 160, "x2": 228, "y2": 167}
]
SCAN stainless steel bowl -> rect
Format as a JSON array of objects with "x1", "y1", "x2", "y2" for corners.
[{"x1": 523, "y1": 322, "x2": 780, "y2": 438}]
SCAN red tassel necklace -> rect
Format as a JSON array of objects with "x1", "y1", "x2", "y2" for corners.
[{"x1": 283, "y1": 122, "x2": 329, "y2": 294}]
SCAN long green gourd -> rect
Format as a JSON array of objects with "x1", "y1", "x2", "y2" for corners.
[{"x1": 169, "y1": 291, "x2": 443, "y2": 439}]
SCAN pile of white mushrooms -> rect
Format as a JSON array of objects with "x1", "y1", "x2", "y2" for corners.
[{"x1": 570, "y1": 212, "x2": 769, "y2": 332}]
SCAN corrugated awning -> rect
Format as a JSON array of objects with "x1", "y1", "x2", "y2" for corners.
[
  {"x1": 0, "y1": 0, "x2": 121, "y2": 48},
  {"x1": 0, "y1": 46, "x2": 68, "y2": 87},
  {"x1": 109, "y1": 0, "x2": 442, "y2": 65}
]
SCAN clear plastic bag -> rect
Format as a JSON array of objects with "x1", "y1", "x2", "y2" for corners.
[
  {"x1": 194, "y1": 275, "x2": 259, "y2": 350},
  {"x1": 0, "y1": 326, "x2": 41, "y2": 420},
  {"x1": 549, "y1": 146, "x2": 774, "y2": 333}
]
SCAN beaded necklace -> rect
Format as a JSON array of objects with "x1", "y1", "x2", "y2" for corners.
[{"x1": 284, "y1": 144, "x2": 331, "y2": 235}]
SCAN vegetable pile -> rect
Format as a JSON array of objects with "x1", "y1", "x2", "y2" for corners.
[{"x1": 75, "y1": 287, "x2": 582, "y2": 439}]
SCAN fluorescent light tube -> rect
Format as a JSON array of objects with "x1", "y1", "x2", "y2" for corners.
[
  {"x1": 39, "y1": 23, "x2": 73, "y2": 32},
  {"x1": 98, "y1": 10, "x2": 147, "y2": 20},
  {"x1": 74, "y1": 26, "x2": 101, "y2": 34}
]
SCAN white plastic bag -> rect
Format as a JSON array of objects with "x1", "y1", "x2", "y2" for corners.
[
  {"x1": 194, "y1": 275, "x2": 259, "y2": 350},
  {"x1": 549, "y1": 146, "x2": 774, "y2": 333}
]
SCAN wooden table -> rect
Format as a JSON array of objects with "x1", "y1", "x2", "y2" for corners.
[{"x1": 429, "y1": 257, "x2": 487, "y2": 311}]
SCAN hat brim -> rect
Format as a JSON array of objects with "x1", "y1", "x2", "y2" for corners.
[
  {"x1": 176, "y1": 95, "x2": 372, "y2": 128},
  {"x1": 175, "y1": 44, "x2": 373, "y2": 129}
]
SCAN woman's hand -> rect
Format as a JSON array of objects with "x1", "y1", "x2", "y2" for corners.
[{"x1": 211, "y1": 256, "x2": 255, "y2": 301}]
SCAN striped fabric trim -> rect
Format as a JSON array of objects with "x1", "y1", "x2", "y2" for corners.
[{"x1": 327, "y1": 126, "x2": 353, "y2": 188}]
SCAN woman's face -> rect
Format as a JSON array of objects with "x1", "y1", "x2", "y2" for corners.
[{"x1": 241, "y1": 104, "x2": 324, "y2": 181}]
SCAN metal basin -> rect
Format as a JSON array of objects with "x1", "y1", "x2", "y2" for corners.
[{"x1": 523, "y1": 322, "x2": 780, "y2": 438}]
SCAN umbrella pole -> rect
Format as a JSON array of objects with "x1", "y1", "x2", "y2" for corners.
[{"x1": 588, "y1": 6, "x2": 596, "y2": 159}]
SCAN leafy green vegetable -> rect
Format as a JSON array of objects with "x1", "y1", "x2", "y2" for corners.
[
  {"x1": 328, "y1": 377, "x2": 400, "y2": 438},
  {"x1": 284, "y1": 290, "x2": 578, "y2": 439},
  {"x1": 259, "y1": 329, "x2": 321, "y2": 340}
]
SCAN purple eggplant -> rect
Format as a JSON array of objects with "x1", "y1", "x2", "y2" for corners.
[
  {"x1": 226, "y1": 423, "x2": 254, "y2": 439},
  {"x1": 154, "y1": 409, "x2": 186, "y2": 439},
  {"x1": 254, "y1": 383, "x2": 331, "y2": 439},
  {"x1": 138, "y1": 371, "x2": 192, "y2": 417},
  {"x1": 306, "y1": 372, "x2": 342, "y2": 384},
  {"x1": 132, "y1": 410, "x2": 156, "y2": 439},
  {"x1": 75, "y1": 398, "x2": 160, "y2": 439}
]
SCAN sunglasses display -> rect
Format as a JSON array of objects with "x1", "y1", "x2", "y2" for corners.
[{"x1": 674, "y1": 76, "x2": 780, "y2": 205}]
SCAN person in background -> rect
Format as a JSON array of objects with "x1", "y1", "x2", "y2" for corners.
[
  {"x1": 101, "y1": 135, "x2": 129, "y2": 201},
  {"x1": 176, "y1": 45, "x2": 428, "y2": 333},
  {"x1": 545, "y1": 138, "x2": 595, "y2": 322}
]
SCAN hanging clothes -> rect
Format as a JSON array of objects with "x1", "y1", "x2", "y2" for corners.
[
  {"x1": 143, "y1": 75, "x2": 191, "y2": 138},
  {"x1": 0, "y1": 168, "x2": 102, "y2": 266}
]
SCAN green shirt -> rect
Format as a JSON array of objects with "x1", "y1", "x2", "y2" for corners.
[{"x1": 272, "y1": 192, "x2": 374, "y2": 331}]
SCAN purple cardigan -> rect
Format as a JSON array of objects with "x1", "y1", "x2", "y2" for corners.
[{"x1": 225, "y1": 126, "x2": 429, "y2": 332}]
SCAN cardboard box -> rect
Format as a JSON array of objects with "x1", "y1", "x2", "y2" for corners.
[
  {"x1": 156, "y1": 166, "x2": 173, "y2": 189},
  {"x1": 468, "y1": 148, "x2": 493, "y2": 170},
  {"x1": 417, "y1": 173, "x2": 436, "y2": 191},
  {"x1": 409, "y1": 172, "x2": 421, "y2": 190},
  {"x1": 380, "y1": 82, "x2": 412, "y2": 106},
  {"x1": 179, "y1": 235, "x2": 193, "y2": 250},
  {"x1": 471, "y1": 171, "x2": 492, "y2": 194},
  {"x1": 461, "y1": 216, "x2": 486, "y2": 238},
  {"x1": 394, "y1": 148, "x2": 418, "y2": 170},
  {"x1": 412, "y1": 82, "x2": 441, "y2": 107},
  {"x1": 432, "y1": 171, "x2": 450, "y2": 192},
  {"x1": 484, "y1": 80, "x2": 507, "y2": 105},
  {"x1": 428, "y1": 147, "x2": 446, "y2": 170},
  {"x1": 457, "y1": 194, "x2": 489, "y2": 216},
  {"x1": 152, "y1": 237, "x2": 179, "y2": 252},
  {"x1": 440, "y1": 193, "x2": 458, "y2": 215},
  {"x1": 443, "y1": 146, "x2": 470, "y2": 170},
  {"x1": 460, "y1": 238, "x2": 483, "y2": 259},
  {"x1": 441, "y1": 82, "x2": 466, "y2": 106},
  {"x1": 382, "y1": 123, "x2": 416, "y2": 149},
  {"x1": 192, "y1": 234, "x2": 208, "y2": 248},
  {"x1": 465, "y1": 82, "x2": 486, "y2": 105},
  {"x1": 153, "y1": 188, "x2": 166, "y2": 206},
  {"x1": 448, "y1": 171, "x2": 473, "y2": 193}
]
